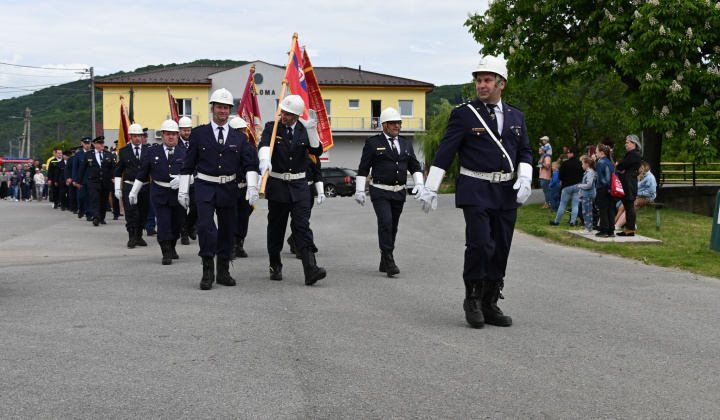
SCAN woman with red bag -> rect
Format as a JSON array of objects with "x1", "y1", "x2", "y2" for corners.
[
  {"x1": 595, "y1": 143, "x2": 616, "y2": 237},
  {"x1": 615, "y1": 135, "x2": 643, "y2": 237}
]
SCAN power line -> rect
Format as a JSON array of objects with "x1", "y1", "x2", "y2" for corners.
[
  {"x1": 0, "y1": 71, "x2": 83, "y2": 78},
  {"x1": 0, "y1": 62, "x2": 88, "y2": 71}
]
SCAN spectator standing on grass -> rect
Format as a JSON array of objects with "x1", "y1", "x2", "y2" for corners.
[
  {"x1": 615, "y1": 135, "x2": 643, "y2": 237},
  {"x1": 538, "y1": 147, "x2": 552, "y2": 209},
  {"x1": 548, "y1": 160, "x2": 561, "y2": 212},
  {"x1": 550, "y1": 147, "x2": 583, "y2": 226},
  {"x1": 615, "y1": 161, "x2": 656, "y2": 232},
  {"x1": 577, "y1": 156, "x2": 597, "y2": 234},
  {"x1": 594, "y1": 143, "x2": 616, "y2": 238},
  {"x1": 9, "y1": 172, "x2": 20, "y2": 201}
]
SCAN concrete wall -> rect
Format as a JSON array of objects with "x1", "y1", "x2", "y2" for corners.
[{"x1": 656, "y1": 185, "x2": 719, "y2": 217}]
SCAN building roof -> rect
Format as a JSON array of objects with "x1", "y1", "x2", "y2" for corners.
[
  {"x1": 96, "y1": 65, "x2": 234, "y2": 85},
  {"x1": 96, "y1": 63, "x2": 434, "y2": 89}
]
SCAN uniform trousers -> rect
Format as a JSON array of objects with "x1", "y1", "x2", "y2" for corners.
[
  {"x1": 68, "y1": 185, "x2": 78, "y2": 211},
  {"x1": 146, "y1": 202, "x2": 156, "y2": 231},
  {"x1": 371, "y1": 196, "x2": 404, "y2": 251},
  {"x1": 462, "y1": 206, "x2": 517, "y2": 292},
  {"x1": 267, "y1": 200, "x2": 312, "y2": 254},
  {"x1": 77, "y1": 185, "x2": 92, "y2": 219},
  {"x1": 185, "y1": 184, "x2": 198, "y2": 231},
  {"x1": 154, "y1": 203, "x2": 186, "y2": 243},
  {"x1": 57, "y1": 183, "x2": 69, "y2": 208},
  {"x1": 196, "y1": 197, "x2": 236, "y2": 260},
  {"x1": 235, "y1": 187, "x2": 253, "y2": 239},
  {"x1": 122, "y1": 184, "x2": 150, "y2": 229},
  {"x1": 88, "y1": 184, "x2": 110, "y2": 221},
  {"x1": 112, "y1": 194, "x2": 121, "y2": 218}
]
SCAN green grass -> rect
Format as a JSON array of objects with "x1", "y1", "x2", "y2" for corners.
[{"x1": 516, "y1": 203, "x2": 720, "y2": 279}]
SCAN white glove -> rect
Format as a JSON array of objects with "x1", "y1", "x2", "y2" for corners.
[
  {"x1": 246, "y1": 171, "x2": 259, "y2": 206},
  {"x1": 355, "y1": 176, "x2": 367, "y2": 206},
  {"x1": 315, "y1": 181, "x2": 325, "y2": 205},
  {"x1": 169, "y1": 175, "x2": 180, "y2": 190},
  {"x1": 128, "y1": 179, "x2": 143, "y2": 206},
  {"x1": 299, "y1": 110, "x2": 321, "y2": 147},
  {"x1": 513, "y1": 162, "x2": 533, "y2": 204},
  {"x1": 178, "y1": 175, "x2": 190, "y2": 209},
  {"x1": 411, "y1": 172, "x2": 424, "y2": 194},
  {"x1": 258, "y1": 147, "x2": 272, "y2": 176},
  {"x1": 114, "y1": 177, "x2": 123, "y2": 200},
  {"x1": 416, "y1": 166, "x2": 445, "y2": 213}
]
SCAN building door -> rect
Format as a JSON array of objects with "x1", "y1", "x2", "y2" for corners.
[{"x1": 371, "y1": 100, "x2": 381, "y2": 130}]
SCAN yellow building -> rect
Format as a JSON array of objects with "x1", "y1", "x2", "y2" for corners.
[{"x1": 96, "y1": 61, "x2": 434, "y2": 169}]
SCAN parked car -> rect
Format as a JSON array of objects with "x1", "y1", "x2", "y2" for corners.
[{"x1": 320, "y1": 167, "x2": 358, "y2": 197}]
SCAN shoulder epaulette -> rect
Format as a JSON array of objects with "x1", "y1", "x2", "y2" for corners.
[{"x1": 455, "y1": 100, "x2": 472, "y2": 108}]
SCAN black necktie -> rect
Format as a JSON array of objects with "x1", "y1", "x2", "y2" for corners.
[
  {"x1": 99, "y1": 152, "x2": 103, "y2": 164},
  {"x1": 218, "y1": 126, "x2": 224, "y2": 145},
  {"x1": 389, "y1": 138, "x2": 398, "y2": 158},
  {"x1": 486, "y1": 103, "x2": 498, "y2": 133},
  {"x1": 167, "y1": 148, "x2": 173, "y2": 157},
  {"x1": 287, "y1": 126, "x2": 293, "y2": 139},
  {"x1": 135, "y1": 147, "x2": 140, "y2": 160}
]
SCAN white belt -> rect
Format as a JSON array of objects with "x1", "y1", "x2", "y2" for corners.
[
  {"x1": 460, "y1": 167, "x2": 514, "y2": 183},
  {"x1": 236, "y1": 182, "x2": 247, "y2": 188},
  {"x1": 124, "y1": 180, "x2": 149, "y2": 185},
  {"x1": 153, "y1": 180, "x2": 172, "y2": 188},
  {"x1": 268, "y1": 171, "x2": 305, "y2": 181},
  {"x1": 371, "y1": 182, "x2": 406, "y2": 192},
  {"x1": 196, "y1": 172, "x2": 236, "y2": 184}
]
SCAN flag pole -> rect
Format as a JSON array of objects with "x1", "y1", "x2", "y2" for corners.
[{"x1": 261, "y1": 32, "x2": 298, "y2": 194}]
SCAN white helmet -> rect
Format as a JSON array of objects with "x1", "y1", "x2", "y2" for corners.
[
  {"x1": 209, "y1": 88, "x2": 234, "y2": 106},
  {"x1": 379, "y1": 107, "x2": 402, "y2": 124},
  {"x1": 160, "y1": 120, "x2": 179, "y2": 132},
  {"x1": 229, "y1": 117, "x2": 248, "y2": 130},
  {"x1": 280, "y1": 95, "x2": 305, "y2": 116},
  {"x1": 472, "y1": 55, "x2": 508, "y2": 81},
  {"x1": 178, "y1": 116, "x2": 193, "y2": 128},
  {"x1": 128, "y1": 123, "x2": 144, "y2": 135}
]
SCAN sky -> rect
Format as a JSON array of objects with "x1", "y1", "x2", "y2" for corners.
[{"x1": 0, "y1": 0, "x2": 490, "y2": 101}]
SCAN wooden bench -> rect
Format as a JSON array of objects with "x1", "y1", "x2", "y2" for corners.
[{"x1": 645, "y1": 202, "x2": 667, "y2": 230}]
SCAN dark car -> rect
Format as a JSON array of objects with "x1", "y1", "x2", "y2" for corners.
[{"x1": 320, "y1": 167, "x2": 358, "y2": 197}]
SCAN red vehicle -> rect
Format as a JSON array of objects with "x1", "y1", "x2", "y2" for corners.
[{"x1": 0, "y1": 157, "x2": 34, "y2": 171}]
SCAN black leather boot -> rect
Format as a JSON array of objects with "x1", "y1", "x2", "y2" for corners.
[
  {"x1": 170, "y1": 239, "x2": 179, "y2": 259},
  {"x1": 234, "y1": 237, "x2": 248, "y2": 259},
  {"x1": 269, "y1": 253, "x2": 283, "y2": 281},
  {"x1": 180, "y1": 224, "x2": 190, "y2": 245},
  {"x1": 381, "y1": 250, "x2": 400, "y2": 277},
  {"x1": 135, "y1": 226, "x2": 147, "y2": 246},
  {"x1": 126, "y1": 228, "x2": 136, "y2": 249},
  {"x1": 286, "y1": 234, "x2": 297, "y2": 255},
  {"x1": 200, "y1": 256, "x2": 214, "y2": 290},
  {"x1": 480, "y1": 280, "x2": 512, "y2": 327},
  {"x1": 463, "y1": 281, "x2": 484, "y2": 328},
  {"x1": 160, "y1": 241, "x2": 172, "y2": 265},
  {"x1": 378, "y1": 251, "x2": 386, "y2": 273},
  {"x1": 216, "y1": 257, "x2": 236, "y2": 286},
  {"x1": 300, "y1": 247, "x2": 326, "y2": 285}
]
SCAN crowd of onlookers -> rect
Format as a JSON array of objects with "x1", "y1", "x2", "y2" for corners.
[
  {"x1": 538, "y1": 135, "x2": 657, "y2": 237},
  {"x1": 0, "y1": 161, "x2": 47, "y2": 202}
]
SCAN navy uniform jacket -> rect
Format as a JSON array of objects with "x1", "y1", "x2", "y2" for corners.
[
  {"x1": 432, "y1": 98, "x2": 533, "y2": 210},
  {"x1": 77, "y1": 151, "x2": 116, "y2": 190},
  {"x1": 136, "y1": 145, "x2": 186, "y2": 207},
  {"x1": 181, "y1": 124, "x2": 259, "y2": 207},
  {"x1": 258, "y1": 121, "x2": 323, "y2": 203},
  {"x1": 64, "y1": 156, "x2": 74, "y2": 181},
  {"x1": 114, "y1": 144, "x2": 149, "y2": 183},
  {"x1": 236, "y1": 138, "x2": 260, "y2": 198},
  {"x1": 72, "y1": 149, "x2": 90, "y2": 185},
  {"x1": 307, "y1": 154, "x2": 322, "y2": 185},
  {"x1": 357, "y1": 133, "x2": 422, "y2": 201}
]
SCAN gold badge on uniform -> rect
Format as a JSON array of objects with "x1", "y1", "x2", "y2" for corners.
[
  {"x1": 377, "y1": 147, "x2": 386, "y2": 150},
  {"x1": 472, "y1": 128, "x2": 486, "y2": 132}
]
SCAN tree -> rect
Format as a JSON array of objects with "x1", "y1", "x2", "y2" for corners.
[
  {"x1": 466, "y1": 0, "x2": 720, "y2": 174},
  {"x1": 417, "y1": 99, "x2": 460, "y2": 184}
]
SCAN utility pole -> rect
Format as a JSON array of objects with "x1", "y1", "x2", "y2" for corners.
[
  {"x1": 24, "y1": 108, "x2": 32, "y2": 158},
  {"x1": 90, "y1": 67, "x2": 96, "y2": 139}
]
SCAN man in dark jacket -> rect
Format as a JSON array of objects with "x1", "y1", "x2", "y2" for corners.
[{"x1": 550, "y1": 147, "x2": 584, "y2": 226}]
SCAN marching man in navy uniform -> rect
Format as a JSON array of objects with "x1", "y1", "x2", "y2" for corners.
[
  {"x1": 355, "y1": 107, "x2": 424, "y2": 277},
  {"x1": 77, "y1": 136, "x2": 116, "y2": 226},
  {"x1": 229, "y1": 116, "x2": 259, "y2": 259},
  {"x1": 286, "y1": 153, "x2": 324, "y2": 259},
  {"x1": 114, "y1": 123, "x2": 150, "y2": 249},
  {"x1": 130, "y1": 120, "x2": 186, "y2": 265},
  {"x1": 417, "y1": 55, "x2": 533, "y2": 328},
  {"x1": 178, "y1": 116, "x2": 197, "y2": 245},
  {"x1": 258, "y1": 95, "x2": 326, "y2": 285},
  {"x1": 179, "y1": 88, "x2": 260, "y2": 290}
]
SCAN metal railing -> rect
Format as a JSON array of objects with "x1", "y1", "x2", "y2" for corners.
[
  {"x1": 659, "y1": 162, "x2": 720, "y2": 186},
  {"x1": 327, "y1": 116, "x2": 424, "y2": 131}
]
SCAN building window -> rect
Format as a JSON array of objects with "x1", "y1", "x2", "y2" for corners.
[
  {"x1": 254, "y1": 73, "x2": 264, "y2": 85},
  {"x1": 176, "y1": 99, "x2": 192, "y2": 117},
  {"x1": 348, "y1": 99, "x2": 359, "y2": 109},
  {"x1": 324, "y1": 100, "x2": 331, "y2": 117},
  {"x1": 398, "y1": 100, "x2": 413, "y2": 117}
]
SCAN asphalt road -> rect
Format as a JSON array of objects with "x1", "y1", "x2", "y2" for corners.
[{"x1": 1, "y1": 193, "x2": 719, "y2": 419}]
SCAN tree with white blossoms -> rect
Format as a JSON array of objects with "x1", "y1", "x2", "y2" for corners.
[{"x1": 466, "y1": 0, "x2": 720, "y2": 174}]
